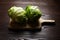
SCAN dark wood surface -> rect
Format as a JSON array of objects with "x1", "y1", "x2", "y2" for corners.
[{"x1": 0, "y1": 0, "x2": 60, "y2": 40}]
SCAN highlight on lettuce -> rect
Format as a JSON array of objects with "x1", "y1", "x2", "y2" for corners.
[
  {"x1": 8, "y1": 6, "x2": 27, "y2": 23},
  {"x1": 25, "y1": 5, "x2": 42, "y2": 21}
]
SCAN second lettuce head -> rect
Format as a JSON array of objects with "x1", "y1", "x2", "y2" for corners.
[
  {"x1": 25, "y1": 5, "x2": 42, "y2": 21},
  {"x1": 8, "y1": 5, "x2": 42, "y2": 23}
]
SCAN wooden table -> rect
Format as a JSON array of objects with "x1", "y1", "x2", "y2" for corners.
[{"x1": 0, "y1": 0, "x2": 60, "y2": 40}]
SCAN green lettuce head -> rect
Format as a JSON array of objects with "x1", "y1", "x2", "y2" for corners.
[
  {"x1": 25, "y1": 5, "x2": 42, "y2": 21},
  {"x1": 8, "y1": 6, "x2": 26, "y2": 23}
]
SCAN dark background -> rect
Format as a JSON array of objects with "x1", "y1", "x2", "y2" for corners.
[{"x1": 0, "y1": 0, "x2": 60, "y2": 40}]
